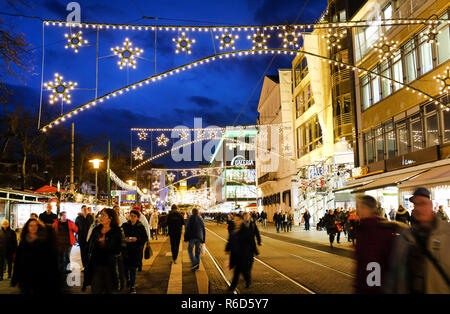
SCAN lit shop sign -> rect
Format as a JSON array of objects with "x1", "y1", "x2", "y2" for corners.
[
  {"x1": 307, "y1": 162, "x2": 336, "y2": 180},
  {"x1": 231, "y1": 155, "x2": 254, "y2": 167}
]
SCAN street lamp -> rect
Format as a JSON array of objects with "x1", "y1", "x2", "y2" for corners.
[
  {"x1": 127, "y1": 180, "x2": 137, "y2": 204},
  {"x1": 89, "y1": 158, "x2": 104, "y2": 205}
]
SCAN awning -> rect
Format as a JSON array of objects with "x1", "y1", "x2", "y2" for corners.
[
  {"x1": 352, "y1": 169, "x2": 427, "y2": 194},
  {"x1": 333, "y1": 179, "x2": 374, "y2": 193},
  {"x1": 399, "y1": 164, "x2": 450, "y2": 190}
]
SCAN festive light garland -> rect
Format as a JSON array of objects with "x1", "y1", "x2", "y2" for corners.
[
  {"x1": 65, "y1": 31, "x2": 88, "y2": 53},
  {"x1": 278, "y1": 27, "x2": 300, "y2": 49},
  {"x1": 44, "y1": 73, "x2": 77, "y2": 104},
  {"x1": 216, "y1": 30, "x2": 239, "y2": 50},
  {"x1": 434, "y1": 67, "x2": 450, "y2": 99},
  {"x1": 138, "y1": 131, "x2": 148, "y2": 140},
  {"x1": 156, "y1": 133, "x2": 169, "y2": 146},
  {"x1": 372, "y1": 36, "x2": 398, "y2": 61},
  {"x1": 248, "y1": 30, "x2": 270, "y2": 49},
  {"x1": 322, "y1": 28, "x2": 345, "y2": 50},
  {"x1": 173, "y1": 32, "x2": 195, "y2": 54},
  {"x1": 132, "y1": 147, "x2": 145, "y2": 160},
  {"x1": 110, "y1": 169, "x2": 147, "y2": 197},
  {"x1": 40, "y1": 47, "x2": 448, "y2": 132},
  {"x1": 111, "y1": 38, "x2": 143, "y2": 69}
]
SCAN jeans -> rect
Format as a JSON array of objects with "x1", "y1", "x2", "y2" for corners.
[
  {"x1": 336, "y1": 232, "x2": 341, "y2": 243},
  {"x1": 188, "y1": 239, "x2": 202, "y2": 267},
  {"x1": 0, "y1": 255, "x2": 13, "y2": 278},
  {"x1": 275, "y1": 222, "x2": 280, "y2": 232},
  {"x1": 305, "y1": 220, "x2": 310, "y2": 231},
  {"x1": 169, "y1": 233, "x2": 182, "y2": 261},
  {"x1": 127, "y1": 267, "x2": 137, "y2": 288},
  {"x1": 329, "y1": 233, "x2": 336, "y2": 244},
  {"x1": 282, "y1": 222, "x2": 287, "y2": 232},
  {"x1": 262, "y1": 219, "x2": 267, "y2": 227}
]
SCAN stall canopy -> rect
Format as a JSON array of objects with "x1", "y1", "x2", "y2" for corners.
[
  {"x1": 333, "y1": 179, "x2": 375, "y2": 193},
  {"x1": 245, "y1": 203, "x2": 257, "y2": 209},
  {"x1": 34, "y1": 185, "x2": 67, "y2": 193},
  {"x1": 352, "y1": 169, "x2": 427, "y2": 194},
  {"x1": 399, "y1": 164, "x2": 450, "y2": 190}
]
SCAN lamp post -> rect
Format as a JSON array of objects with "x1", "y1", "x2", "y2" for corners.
[{"x1": 89, "y1": 158, "x2": 104, "y2": 205}]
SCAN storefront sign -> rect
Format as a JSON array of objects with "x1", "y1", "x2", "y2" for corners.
[
  {"x1": 231, "y1": 155, "x2": 254, "y2": 167},
  {"x1": 386, "y1": 146, "x2": 439, "y2": 171},
  {"x1": 307, "y1": 162, "x2": 336, "y2": 180}
]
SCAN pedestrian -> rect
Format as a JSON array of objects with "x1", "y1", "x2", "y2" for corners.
[
  {"x1": 75, "y1": 205, "x2": 94, "y2": 270},
  {"x1": 346, "y1": 209, "x2": 360, "y2": 246},
  {"x1": 53, "y1": 211, "x2": 78, "y2": 275},
  {"x1": 167, "y1": 204, "x2": 184, "y2": 264},
  {"x1": 113, "y1": 205, "x2": 127, "y2": 226},
  {"x1": 354, "y1": 195, "x2": 403, "y2": 294},
  {"x1": 225, "y1": 213, "x2": 260, "y2": 292},
  {"x1": 388, "y1": 207, "x2": 396, "y2": 221},
  {"x1": 122, "y1": 209, "x2": 147, "y2": 294},
  {"x1": 324, "y1": 209, "x2": 339, "y2": 247},
  {"x1": 436, "y1": 205, "x2": 449, "y2": 221},
  {"x1": 287, "y1": 212, "x2": 293, "y2": 232},
  {"x1": 281, "y1": 211, "x2": 288, "y2": 232},
  {"x1": 149, "y1": 210, "x2": 159, "y2": 240},
  {"x1": 226, "y1": 214, "x2": 235, "y2": 235},
  {"x1": 184, "y1": 208, "x2": 205, "y2": 271},
  {"x1": 0, "y1": 220, "x2": 17, "y2": 281},
  {"x1": 395, "y1": 205, "x2": 411, "y2": 225},
  {"x1": 273, "y1": 210, "x2": 282, "y2": 233},
  {"x1": 159, "y1": 211, "x2": 168, "y2": 235},
  {"x1": 335, "y1": 207, "x2": 343, "y2": 243},
  {"x1": 303, "y1": 209, "x2": 311, "y2": 231},
  {"x1": 11, "y1": 218, "x2": 61, "y2": 294},
  {"x1": 39, "y1": 203, "x2": 58, "y2": 225},
  {"x1": 84, "y1": 208, "x2": 126, "y2": 294},
  {"x1": 134, "y1": 206, "x2": 150, "y2": 272},
  {"x1": 243, "y1": 211, "x2": 262, "y2": 254},
  {"x1": 260, "y1": 210, "x2": 267, "y2": 227}
]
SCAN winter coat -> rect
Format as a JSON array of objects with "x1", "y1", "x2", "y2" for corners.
[
  {"x1": 11, "y1": 225, "x2": 61, "y2": 294},
  {"x1": 149, "y1": 213, "x2": 159, "y2": 230},
  {"x1": 225, "y1": 223, "x2": 258, "y2": 270},
  {"x1": 159, "y1": 214, "x2": 168, "y2": 227},
  {"x1": 303, "y1": 212, "x2": 311, "y2": 222},
  {"x1": 273, "y1": 213, "x2": 282, "y2": 224},
  {"x1": 395, "y1": 209, "x2": 411, "y2": 225},
  {"x1": 0, "y1": 226, "x2": 17, "y2": 258},
  {"x1": 167, "y1": 210, "x2": 184, "y2": 235},
  {"x1": 52, "y1": 219, "x2": 78, "y2": 247},
  {"x1": 84, "y1": 224, "x2": 126, "y2": 289},
  {"x1": 436, "y1": 210, "x2": 449, "y2": 221},
  {"x1": 260, "y1": 212, "x2": 267, "y2": 220},
  {"x1": 184, "y1": 214, "x2": 205, "y2": 243},
  {"x1": 324, "y1": 214, "x2": 338, "y2": 234},
  {"x1": 75, "y1": 214, "x2": 94, "y2": 244},
  {"x1": 38, "y1": 211, "x2": 58, "y2": 225},
  {"x1": 122, "y1": 221, "x2": 148, "y2": 268},
  {"x1": 384, "y1": 217, "x2": 450, "y2": 294},
  {"x1": 227, "y1": 219, "x2": 235, "y2": 235}
]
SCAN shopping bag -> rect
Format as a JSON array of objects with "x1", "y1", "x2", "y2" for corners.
[{"x1": 144, "y1": 241, "x2": 153, "y2": 259}]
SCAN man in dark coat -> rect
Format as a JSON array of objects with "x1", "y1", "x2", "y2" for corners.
[
  {"x1": 184, "y1": 208, "x2": 205, "y2": 271},
  {"x1": 39, "y1": 203, "x2": 58, "y2": 225},
  {"x1": 0, "y1": 220, "x2": 17, "y2": 280},
  {"x1": 324, "y1": 209, "x2": 339, "y2": 247},
  {"x1": 166, "y1": 204, "x2": 185, "y2": 264},
  {"x1": 75, "y1": 205, "x2": 94, "y2": 269},
  {"x1": 273, "y1": 210, "x2": 282, "y2": 233}
]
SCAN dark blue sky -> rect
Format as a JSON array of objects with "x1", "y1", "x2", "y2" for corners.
[{"x1": 2, "y1": 0, "x2": 326, "y2": 169}]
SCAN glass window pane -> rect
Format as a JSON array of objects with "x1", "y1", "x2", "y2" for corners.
[
  {"x1": 405, "y1": 40, "x2": 417, "y2": 83},
  {"x1": 420, "y1": 41, "x2": 433, "y2": 74},
  {"x1": 386, "y1": 130, "x2": 396, "y2": 158},
  {"x1": 380, "y1": 60, "x2": 392, "y2": 98},
  {"x1": 392, "y1": 53, "x2": 403, "y2": 91},
  {"x1": 397, "y1": 123, "x2": 409, "y2": 155},
  {"x1": 426, "y1": 114, "x2": 439, "y2": 146},
  {"x1": 444, "y1": 109, "x2": 450, "y2": 143},
  {"x1": 411, "y1": 119, "x2": 423, "y2": 151},
  {"x1": 376, "y1": 131, "x2": 384, "y2": 161},
  {"x1": 437, "y1": 23, "x2": 450, "y2": 64},
  {"x1": 365, "y1": 132, "x2": 374, "y2": 164},
  {"x1": 383, "y1": 4, "x2": 392, "y2": 31}
]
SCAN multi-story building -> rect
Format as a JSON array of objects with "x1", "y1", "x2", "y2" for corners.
[
  {"x1": 344, "y1": 0, "x2": 450, "y2": 212},
  {"x1": 256, "y1": 70, "x2": 297, "y2": 222}
]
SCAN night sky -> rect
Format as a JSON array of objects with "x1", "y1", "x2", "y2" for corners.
[{"x1": 1, "y1": 0, "x2": 326, "y2": 170}]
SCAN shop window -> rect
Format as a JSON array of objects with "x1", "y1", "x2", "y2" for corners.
[
  {"x1": 419, "y1": 37, "x2": 433, "y2": 75},
  {"x1": 392, "y1": 50, "x2": 403, "y2": 91},
  {"x1": 365, "y1": 130, "x2": 375, "y2": 164},
  {"x1": 298, "y1": 115, "x2": 323, "y2": 155},
  {"x1": 396, "y1": 121, "x2": 409, "y2": 155},
  {"x1": 385, "y1": 121, "x2": 396, "y2": 158},
  {"x1": 375, "y1": 126, "x2": 384, "y2": 161},
  {"x1": 437, "y1": 13, "x2": 450, "y2": 64},
  {"x1": 380, "y1": 60, "x2": 392, "y2": 99},
  {"x1": 410, "y1": 115, "x2": 423, "y2": 151},
  {"x1": 404, "y1": 39, "x2": 418, "y2": 83},
  {"x1": 443, "y1": 109, "x2": 450, "y2": 143}
]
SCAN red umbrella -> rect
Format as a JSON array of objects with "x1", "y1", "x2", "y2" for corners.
[{"x1": 34, "y1": 185, "x2": 67, "y2": 193}]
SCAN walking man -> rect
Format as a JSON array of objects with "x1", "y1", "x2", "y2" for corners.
[
  {"x1": 167, "y1": 204, "x2": 184, "y2": 264},
  {"x1": 75, "y1": 205, "x2": 94, "y2": 270},
  {"x1": 39, "y1": 203, "x2": 58, "y2": 225},
  {"x1": 0, "y1": 220, "x2": 17, "y2": 280},
  {"x1": 184, "y1": 208, "x2": 205, "y2": 271},
  {"x1": 303, "y1": 209, "x2": 311, "y2": 231},
  {"x1": 260, "y1": 210, "x2": 267, "y2": 228}
]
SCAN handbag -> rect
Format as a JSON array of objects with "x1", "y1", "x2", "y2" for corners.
[{"x1": 144, "y1": 241, "x2": 153, "y2": 259}]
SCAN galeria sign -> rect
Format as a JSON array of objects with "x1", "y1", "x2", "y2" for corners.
[{"x1": 231, "y1": 155, "x2": 254, "y2": 167}]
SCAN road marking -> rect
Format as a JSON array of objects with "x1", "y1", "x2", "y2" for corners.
[
  {"x1": 290, "y1": 254, "x2": 355, "y2": 279},
  {"x1": 206, "y1": 227, "x2": 315, "y2": 294},
  {"x1": 204, "y1": 246, "x2": 238, "y2": 294}
]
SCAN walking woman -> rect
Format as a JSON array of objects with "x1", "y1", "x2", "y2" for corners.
[
  {"x1": 84, "y1": 208, "x2": 126, "y2": 294},
  {"x1": 122, "y1": 209, "x2": 147, "y2": 294},
  {"x1": 11, "y1": 218, "x2": 61, "y2": 294},
  {"x1": 225, "y1": 214, "x2": 259, "y2": 292}
]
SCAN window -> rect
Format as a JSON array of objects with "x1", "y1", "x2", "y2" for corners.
[
  {"x1": 361, "y1": 75, "x2": 371, "y2": 110},
  {"x1": 296, "y1": 93, "x2": 303, "y2": 118},
  {"x1": 297, "y1": 115, "x2": 323, "y2": 155},
  {"x1": 419, "y1": 36, "x2": 433, "y2": 75},
  {"x1": 380, "y1": 61, "x2": 392, "y2": 99},
  {"x1": 385, "y1": 121, "x2": 396, "y2": 158},
  {"x1": 410, "y1": 115, "x2": 423, "y2": 151},
  {"x1": 339, "y1": 10, "x2": 346, "y2": 22},
  {"x1": 371, "y1": 70, "x2": 381, "y2": 103},
  {"x1": 404, "y1": 39, "x2": 417, "y2": 83},
  {"x1": 294, "y1": 56, "x2": 308, "y2": 87},
  {"x1": 444, "y1": 109, "x2": 450, "y2": 143},
  {"x1": 375, "y1": 126, "x2": 384, "y2": 161},
  {"x1": 396, "y1": 121, "x2": 409, "y2": 155},
  {"x1": 392, "y1": 50, "x2": 403, "y2": 91},
  {"x1": 295, "y1": 83, "x2": 313, "y2": 118},
  {"x1": 437, "y1": 13, "x2": 450, "y2": 64},
  {"x1": 364, "y1": 130, "x2": 375, "y2": 164},
  {"x1": 296, "y1": 126, "x2": 303, "y2": 158},
  {"x1": 382, "y1": 4, "x2": 393, "y2": 31},
  {"x1": 425, "y1": 104, "x2": 439, "y2": 147}
]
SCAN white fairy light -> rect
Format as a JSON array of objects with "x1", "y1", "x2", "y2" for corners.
[
  {"x1": 44, "y1": 73, "x2": 77, "y2": 104},
  {"x1": 321, "y1": 28, "x2": 345, "y2": 49},
  {"x1": 167, "y1": 172, "x2": 176, "y2": 181},
  {"x1": 152, "y1": 181, "x2": 160, "y2": 189},
  {"x1": 215, "y1": 30, "x2": 239, "y2": 50},
  {"x1": 111, "y1": 38, "x2": 143, "y2": 69},
  {"x1": 181, "y1": 169, "x2": 188, "y2": 176},
  {"x1": 64, "y1": 31, "x2": 88, "y2": 53},
  {"x1": 157, "y1": 133, "x2": 169, "y2": 146},
  {"x1": 179, "y1": 130, "x2": 189, "y2": 141},
  {"x1": 372, "y1": 36, "x2": 398, "y2": 61},
  {"x1": 138, "y1": 131, "x2": 148, "y2": 140},
  {"x1": 434, "y1": 67, "x2": 450, "y2": 95},
  {"x1": 248, "y1": 30, "x2": 270, "y2": 49},
  {"x1": 173, "y1": 32, "x2": 195, "y2": 54},
  {"x1": 132, "y1": 147, "x2": 145, "y2": 160},
  {"x1": 278, "y1": 27, "x2": 300, "y2": 49}
]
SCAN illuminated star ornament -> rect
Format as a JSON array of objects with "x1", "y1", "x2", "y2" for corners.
[
  {"x1": 173, "y1": 32, "x2": 195, "y2": 54},
  {"x1": 191, "y1": 169, "x2": 198, "y2": 176},
  {"x1": 155, "y1": 170, "x2": 162, "y2": 176},
  {"x1": 209, "y1": 130, "x2": 218, "y2": 139},
  {"x1": 157, "y1": 133, "x2": 169, "y2": 147},
  {"x1": 282, "y1": 142, "x2": 292, "y2": 155},
  {"x1": 322, "y1": 29, "x2": 345, "y2": 50},
  {"x1": 248, "y1": 30, "x2": 270, "y2": 49},
  {"x1": 179, "y1": 130, "x2": 189, "y2": 141},
  {"x1": 216, "y1": 31, "x2": 239, "y2": 50},
  {"x1": 132, "y1": 147, "x2": 145, "y2": 160},
  {"x1": 372, "y1": 36, "x2": 398, "y2": 61},
  {"x1": 423, "y1": 24, "x2": 441, "y2": 44},
  {"x1": 181, "y1": 169, "x2": 188, "y2": 177},
  {"x1": 434, "y1": 66, "x2": 450, "y2": 96},
  {"x1": 44, "y1": 73, "x2": 77, "y2": 104},
  {"x1": 65, "y1": 31, "x2": 88, "y2": 53},
  {"x1": 152, "y1": 181, "x2": 160, "y2": 189},
  {"x1": 138, "y1": 131, "x2": 148, "y2": 140},
  {"x1": 111, "y1": 38, "x2": 143, "y2": 69},
  {"x1": 167, "y1": 172, "x2": 176, "y2": 182},
  {"x1": 279, "y1": 27, "x2": 300, "y2": 49}
]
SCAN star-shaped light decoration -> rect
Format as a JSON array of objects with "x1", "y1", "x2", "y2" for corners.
[
  {"x1": 173, "y1": 32, "x2": 195, "y2": 54},
  {"x1": 132, "y1": 147, "x2": 145, "y2": 160},
  {"x1": 154, "y1": 170, "x2": 162, "y2": 176},
  {"x1": 248, "y1": 30, "x2": 270, "y2": 49},
  {"x1": 167, "y1": 172, "x2": 176, "y2": 182},
  {"x1": 216, "y1": 31, "x2": 239, "y2": 50},
  {"x1": 433, "y1": 66, "x2": 450, "y2": 95},
  {"x1": 111, "y1": 38, "x2": 143, "y2": 69},
  {"x1": 282, "y1": 142, "x2": 292, "y2": 155},
  {"x1": 278, "y1": 27, "x2": 300, "y2": 49},
  {"x1": 44, "y1": 73, "x2": 77, "y2": 104},
  {"x1": 179, "y1": 130, "x2": 189, "y2": 141},
  {"x1": 372, "y1": 36, "x2": 398, "y2": 61},
  {"x1": 65, "y1": 31, "x2": 88, "y2": 53},
  {"x1": 191, "y1": 169, "x2": 198, "y2": 176},
  {"x1": 216, "y1": 168, "x2": 223, "y2": 176},
  {"x1": 422, "y1": 24, "x2": 441, "y2": 44},
  {"x1": 209, "y1": 130, "x2": 218, "y2": 139},
  {"x1": 138, "y1": 131, "x2": 148, "y2": 140},
  {"x1": 152, "y1": 180, "x2": 160, "y2": 189},
  {"x1": 157, "y1": 133, "x2": 169, "y2": 147},
  {"x1": 181, "y1": 169, "x2": 188, "y2": 177},
  {"x1": 196, "y1": 130, "x2": 205, "y2": 139},
  {"x1": 322, "y1": 28, "x2": 345, "y2": 50}
]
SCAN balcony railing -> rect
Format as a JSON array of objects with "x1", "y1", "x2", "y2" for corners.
[
  {"x1": 331, "y1": 69, "x2": 351, "y2": 88},
  {"x1": 334, "y1": 112, "x2": 353, "y2": 138}
]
